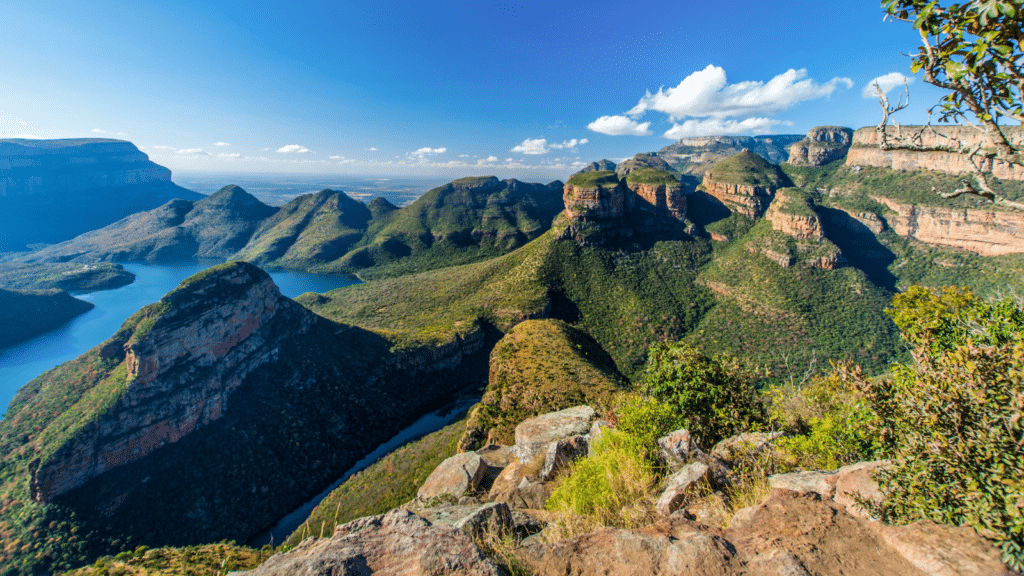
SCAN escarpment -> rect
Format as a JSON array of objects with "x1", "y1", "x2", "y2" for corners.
[
  {"x1": 787, "y1": 126, "x2": 854, "y2": 167},
  {"x1": 872, "y1": 195, "x2": 1024, "y2": 256},
  {"x1": 30, "y1": 262, "x2": 314, "y2": 503},
  {"x1": 846, "y1": 126, "x2": 1024, "y2": 180}
]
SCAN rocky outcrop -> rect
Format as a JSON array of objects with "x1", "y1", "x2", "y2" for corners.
[
  {"x1": 562, "y1": 172, "x2": 629, "y2": 222},
  {"x1": 238, "y1": 509, "x2": 504, "y2": 576},
  {"x1": 615, "y1": 153, "x2": 673, "y2": 177},
  {"x1": 417, "y1": 452, "x2": 487, "y2": 501},
  {"x1": 788, "y1": 126, "x2": 854, "y2": 166},
  {"x1": 700, "y1": 151, "x2": 787, "y2": 219},
  {"x1": 764, "y1": 189, "x2": 824, "y2": 240},
  {"x1": 873, "y1": 195, "x2": 1024, "y2": 256},
  {"x1": 625, "y1": 180, "x2": 686, "y2": 220},
  {"x1": 0, "y1": 139, "x2": 202, "y2": 250},
  {"x1": 700, "y1": 176, "x2": 773, "y2": 218},
  {"x1": 579, "y1": 159, "x2": 616, "y2": 173},
  {"x1": 30, "y1": 263, "x2": 314, "y2": 502},
  {"x1": 846, "y1": 125, "x2": 1024, "y2": 180},
  {"x1": 514, "y1": 406, "x2": 598, "y2": 464}
]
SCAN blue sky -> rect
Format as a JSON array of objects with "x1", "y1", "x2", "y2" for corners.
[{"x1": 0, "y1": 0, "x2": 950, "y2": 181}]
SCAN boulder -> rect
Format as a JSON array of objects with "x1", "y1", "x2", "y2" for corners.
[
  {"x1": 833, "y1": 460, "x2": 888, "y2": 518},
  {"x1": 453, "y1": 502, "x2": 514, "y2": 537},
  {"x1": 655, "y1": 461, "x2": 710, "y2": 516},
  {"x1": 488, "y1": 460, "x2": 529, "y2": 502},
  {"x1": 514, "y1": 406, "x2": 597, "y2": 463},
  {"x1": 710, "y1": 431, "x2": 783, "y2": 466},
  {"x1": 417, "y1": 452, "x2": 487, "y2": 501},
  {"x1": 237, "y1": 508, "x2": 503, "y2": 576},
  {"x1": 506, "y1": 478, "x2": 551, "y2": 510},
  {"x1": 768, "y1": 470, "x2": 837, "y2": 497},
  {"x1": 874, "y1": 520, "x2": 1014, "y2": 576},
  {"x1": 539, "y1": 435, "x2": 589, "y2": 481},
  {"x1": 657, "y1": 428, "x2": 701, "y2": 470}
]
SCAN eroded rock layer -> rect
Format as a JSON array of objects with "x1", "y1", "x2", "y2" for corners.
[
  {"x1": 873, "y1": 195, "x2": 1024, "y2": 256},
  {"x1": 847, "y1": 126, "x2": 1024, "y2": 180}
]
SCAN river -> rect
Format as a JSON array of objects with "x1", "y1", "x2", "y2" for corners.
[{"x1": 0, "y1": 262, "x2": 359, "y2": 417}]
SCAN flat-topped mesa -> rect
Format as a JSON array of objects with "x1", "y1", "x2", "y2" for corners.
[
  {"x1": 846, "y1": 125, "x2": 1024, "y2": 180},
  {"x1": 701, "y1": 151, "x2": 787, "y2": 219},
  {"x1": 30, "y1": 262, "x2": 314, "y2": 503},
  {"x1": 764, "y1": 188, "x2": 824, "y2": 241},
  {"x1": 562, "y1": 171, "x2": 630, "y2": 222},
  {"x1": 0, "y1": 138, "x2": 171, "y2": 195},
  {"x1": 787, "y1": 126, "x2": 854, "y2": 167}
]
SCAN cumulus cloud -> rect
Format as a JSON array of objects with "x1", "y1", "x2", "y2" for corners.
[
  {"x1": 218, "y1": 152, "x2": 241, "y2": 158},
  {"x1": 366, "y1": 147, "x2": 378, "y2": 151},
  {"x1": 329, "y1": 155, "x2": 345, "y2": 159},
  {"x1": 511, "y1": 138, "x2": 550, "y2": 155},
  {"x1": 277, "y1": 144, "x2": 311, "y2": 154},
  {"x1": 587, "y1": 115, "x2": 653, "y2": 136},
  {"x1": 412, "y1": 147, "x2": 447, "y2": 156},
  {"x1": 663, "y1": 117, "x2": 793, "y2": 139},
  {"x1": 177, "y1": 148, "x2": 208, "y2": 155},
  {"x1": 477, "y1": 155, "x2": 499, "y2": 165},
  {"x1": 152, "y1": 145, "x2": 175, "y2": 150},
  {"x1": 486, "y1": 155, "x2": 498, "y2": 162},
  {"x1": 863, "y1": 72, "x2": 914, "y2": 98},
  {"x1": 512, "y1": 137, "x2": 589, "y2": 154},
  {"x1": 627, "y1": 65, "x2": 852, "y2": 121},
  {"x1": 215, "y1": 141, "x2": 230, "y2": 146}
]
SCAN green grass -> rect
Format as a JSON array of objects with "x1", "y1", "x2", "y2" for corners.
[
  {"x1": 624, "y1": 168, "x2": 680, "y2": 186},
  {"x1": 0, "y1": 263, "x2": 134, "y2": 293},
  {"x1": 706, "y1": 150, "x2": 789, "y2": 188},
  {"x1": 567, "y1": 170, "x2": 619, "y2": 188}
]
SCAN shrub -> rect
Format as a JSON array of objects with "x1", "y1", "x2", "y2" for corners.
[
  {"x1": 612, "y1": 394, "x2": 685, "y2": 464},
  {"x1": 860, "y1": 286, "x2": 1024, "y2": 570},
  {"x1": 770, "y1": 366, "x2": 880, "y2": 470},
  {"x1": 545, "y1": 429, "x2": 658, "y2": 537},
  {"x1": 640, "y1": 342, "x2": 766, "y2": 447}
]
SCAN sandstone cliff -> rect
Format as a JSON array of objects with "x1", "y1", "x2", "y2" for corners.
[
  {"x1": 873, "y1": 195, "x2": 1024, "y2": 256},
  {"x1": 700, "y1": 151, "x2": 788, "y2": 218},
  {"x1": 764, "y1": 188, "x2": 825, "y2": 240},
  {"x1": 787, "y1": 126, "x2": 854, "y2": 167},
  {"x1": 846, "y1": 125, "x2": 1024, "y2": 180},
  {"x1": 0, "y1": 138, "x2": 202, "y2": 250}
]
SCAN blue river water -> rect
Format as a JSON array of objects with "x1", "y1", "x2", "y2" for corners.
[{"x1": 0, "y1": 262, "x2": 359, "y2": 417}]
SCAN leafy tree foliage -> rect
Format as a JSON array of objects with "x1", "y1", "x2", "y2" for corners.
[
  {"x1": 639, "y1": 343, "x2": 766, "y2": 447},
  {"x1": 859, "y1": 286, "x2": 1024, "y2": 570}
]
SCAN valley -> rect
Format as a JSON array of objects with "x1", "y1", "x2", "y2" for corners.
[{"x1": 0, "y1": 126, "x2": 1022, "y2": 575}]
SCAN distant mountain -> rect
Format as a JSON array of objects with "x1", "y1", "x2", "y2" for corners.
[
  {"x1": 0, "y1": 138, "x2": 203, "y2": 251},
  {"x1": 20, "y1": 176, "x2": 565, "y2": 280},
  {"x1": 25, "y1": 185, "x2": 276, "y2": 262},
  {"x1": 655, "y1": 134, "x2": 805, "y2": 176}
]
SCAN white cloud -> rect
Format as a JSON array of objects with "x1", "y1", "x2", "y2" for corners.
[
  {"x1": 863, "y1": 72, "x2": 914, "y2": 98},
  {"x1": 366, "y1": 147, "x2": 378, "y2": 151},
  {"x1": 215, "y1": 141, "x2": 230, "y2": 146},
  {"x1": 548, "y1": 138, "x2": 589, "y2": 150},
  {"x1": 329, "y1": 155, "x2": 345, "y2": 159},
  {"x1": 411, "y1": 147, "x2": 447, "y2": 156},
  {"x1": 663, "y1": 117, "x2": 793, "y2": 139},
  {"x1": 486, "y1": 155, "x2": 498, "y2": 162},
  {"x1": 511, "y1": 138, "x2": 550, "y2": 155},
  {"x1": 91, "y1": 128, "x2": 127, "y2": 136},
  {"x1": 476, "y1": 155, "x2": 499, "y2": 165},
  {"x1": 177, "y1": 148, "x2": 208, "y2": 155},
  {"x1": 587, "y1": 115, "x2": 653, "y2": 136},
  {"x1": 91, "y1": 128, "x2": 105, "y2": 133},
  {"x1": 277, "y1": 144, "x2": 312, "y2": 154},
  {"x1": 152, "y1": 145, "x2": 175, "y2": 150},
  {"x1": 218, "y1": 152, "x2": 241, "y2": 158},
  {"x1": 627, "y1": 65, "x2": 852, "y2": 121}
]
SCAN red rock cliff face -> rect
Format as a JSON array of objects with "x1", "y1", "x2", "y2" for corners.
[
  {"x1": 700, "y1": 174, "x2": 773, "y2": 219},
  {"x1": 626, "y1": 182, "x2": 686, "y2": 220},
  {"x1": 31, "y1": 264, "x2": 315, "y2": 503},
  {"x1": 562, "y1": 182, "x2": 629, "y2": 221},
  {"x1": 764, "y1": 198, "x2": 823, "y2": 241},
  {"x1": 846, "y1": 126, "x2": 1024, "y2": 180},
  {"x1": 873, "y1": 196, "x2": 1024, "y2": 256},
  {"x1": 787, "y1": 126, "x2": 853, "y2": 167}
]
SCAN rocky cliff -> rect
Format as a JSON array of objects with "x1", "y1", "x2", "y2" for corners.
[
  {"x1": 700, "y1": 151, "x2": 788, "y2": 218},
  {"x1": 788, "y1": 126, "x2": 854, "y2": 167},
  {"x1": 0, "y1": 139, "x2": 202, "y2": 250},
  {"x1": 873, "y1": 195, "x2": 1024, "y2": 256},
  {"x1": 657, "y1": 134, "x2": 804, "y2": 175},
  {"x1": 846, "y1": 126, "x2": 1024, "y2": 180}
]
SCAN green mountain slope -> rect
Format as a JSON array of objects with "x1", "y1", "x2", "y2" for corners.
[{"x1": 0, "y1": 288, "x2": 95, "y2": 348}]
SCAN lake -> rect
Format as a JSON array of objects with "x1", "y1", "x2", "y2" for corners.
[{"x1": 0, "y1": 262, "x2": 359, "y2": 417}]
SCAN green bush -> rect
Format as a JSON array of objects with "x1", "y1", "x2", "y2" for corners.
[
  {"x1": 613, "y1": 394, "x2": 685, "y2": 463},
  {"x1": 770, "y1": 367, "x2": 880, "y2": 470},
  {"x1": 861, "y1": 286, "x2": 1024, "y2": 570},
  {"x1": 639, "y1": 342, "x2": 766, "y2": 447}
]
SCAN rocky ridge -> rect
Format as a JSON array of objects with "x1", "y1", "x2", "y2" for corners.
[
  {"x1": 657, "y1": 134, "x2": 804, "y2": 175},
  {"x1": 872, "y1": 195, "x2": 1024, "y2": 256},
  {"x1": 846, "y1": 125, "x2": 1024, "y2": 180},
  {"x1": 251, "y1": 404, "x2": 1011, "y2": 576},
  {"x1": 700, "y1": 150, "x2": 788, "y2": 218}
]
